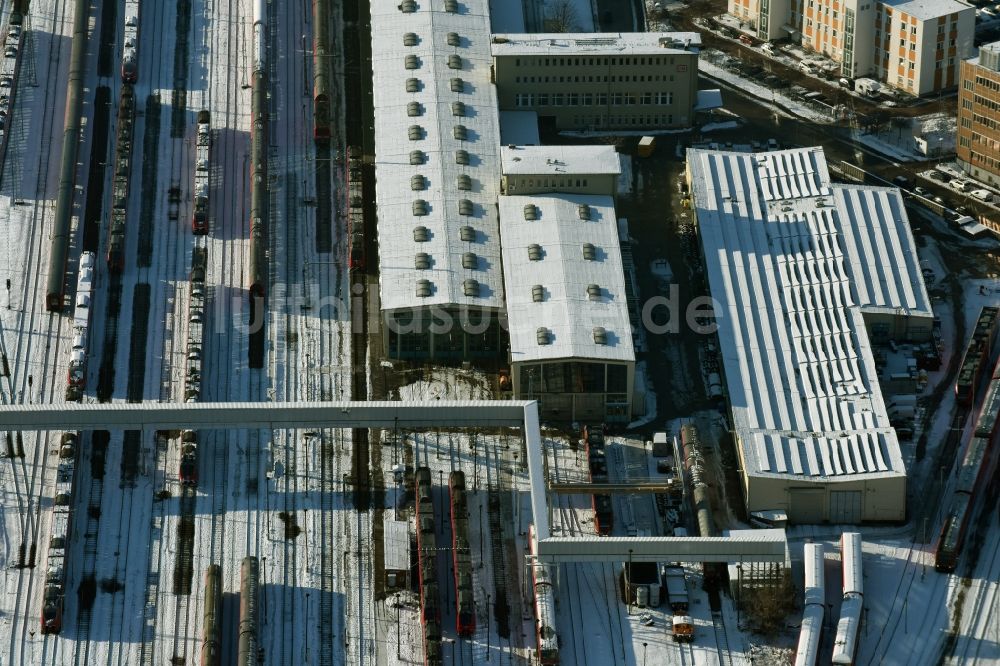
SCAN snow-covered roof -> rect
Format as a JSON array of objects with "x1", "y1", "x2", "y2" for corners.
[
  {"x1": 384, "y1": 519, "x2": 410, "y2": 571},
  {"x1": 688, "y1": 147, "x2": 923, "y2": 482},
  {"x1": 499, "y1": 194, "x2": 634, "y2": 365},
  {"x1": 371, "y1": 0, "x2": 504, "y2": 312},
  {"x1": 499, "y1": 111, "x2": 540, "y2": 145},
  {"x1": 881, "y1": 0, "x2": 971, "y2": 21},
  {"x1": 490, "y1": 32, "x2": 702, "y2": 57},
  {"x1": 500, "y1": 145, "x2": 621, "y2": 177}
]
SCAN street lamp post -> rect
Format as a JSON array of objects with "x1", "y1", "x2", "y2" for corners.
[
  {"x1": 642, "y1": 642, "x2": 648, "y2": 666},
  {"x1": 486, "y1": 591, "x2": 492, "y2": 661}
]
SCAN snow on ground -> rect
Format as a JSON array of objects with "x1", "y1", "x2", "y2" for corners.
[
  {"x1": 618, "y1": 153, "x2": 633, "y2": 195},
  {"x1": 0, "y1": 0, "x2": 95, "y2": 660},
  {"x1": 396, "y1": 366, "x2": 494, "y2": 401},
  {"x1": 700, "y1": 120, "x2": 740, "y2": 133},
  {"x1": 698, "y1": 50, "x2": 836, "y2": 125}
]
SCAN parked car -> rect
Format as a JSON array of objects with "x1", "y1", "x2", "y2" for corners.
[
  {"x1": 950, "y1": 179, "x2": 972, "y2": 192},
  {"x1": 971, "y1": 189, "x2": 995, "y2": 202},
  {"x1": 914, "y1": 186, "x2": 928, "y2": 196},
  {"x1": 761, "y1": 42, "x2": 777, "y2": 56},
  {"x1": 930, "y1": 171, "x2": 951, "y2": 183},
  {"x1": 893, "y1": 175, "x2": 912, "y2": 188}
]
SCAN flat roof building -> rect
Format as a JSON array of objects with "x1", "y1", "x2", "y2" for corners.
[
  {"x1": 957, "y1": 41, "x2": 1000, "y2": 186},
  {"x1": 687, "y1": 147, "x2": 933, "y2": 523},
  {"x1": 500, "y1": 144, "x2": 621, "y2": 196},
  {"x1": 491, "y1": 33, "x2": 705, "y2": 131},
  {"x1": 499, "y1": 193, "x2": 635, "y2": 424},
  {"x1": 371, "y1": 0, "x2": 504, "y2": 360}
]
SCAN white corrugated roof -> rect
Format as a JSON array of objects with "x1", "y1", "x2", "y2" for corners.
[
  {"x1": 500, "y1": 145, "x2": 621, "y2": 177},
  {"x1": 490, "y1": 32, "x2": 702, "y2": 56},
  {"x1": 371, "y1": 0, "x2": 503, "y2": 312},
  {"x1": 834, "y1": 185, "x2": 932, "y2": 316},
  {"x1": 689, "y1": 147, "x2": 921, "y2": 482},
  {"x1": 499, "y1": 194, "x2": 634, "y2": 364}
]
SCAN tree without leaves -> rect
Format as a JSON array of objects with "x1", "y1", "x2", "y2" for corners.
[{"x1": 544, "y1": 0, "x2": 580, "y2": 32}]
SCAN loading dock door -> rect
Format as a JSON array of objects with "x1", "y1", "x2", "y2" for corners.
[
  {"x1": 787, "y1": 488, "x2": 825, "y2": 523},
  {"x1": 829, "y1": 490, "x2": 863, "y2": 523}
]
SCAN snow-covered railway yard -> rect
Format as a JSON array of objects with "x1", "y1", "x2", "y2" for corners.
[{"x1": 2, "y1": 0, "x2": 1000, "y2": 665}]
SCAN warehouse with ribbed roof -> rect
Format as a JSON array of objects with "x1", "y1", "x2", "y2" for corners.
[{"x1": 687, "y1": 146, "x2": 932, "y2": 523}]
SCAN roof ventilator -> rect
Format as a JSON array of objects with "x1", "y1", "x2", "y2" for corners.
[
  {"x1": 416, "y1": 279, "x2": 432, "y2": 298},
  {"x1": 536, "y1": 327, "x2": 551, "y2": 345},
  {"x1": 410, "y1": 174, "x2": 427, "y2": 190},
  {"x1": 405, "y1": 54, "x2": 420, "y2": 69},
  {"x1": 458, "y1": 199, "x2": 473, "y2": 216},
  {"x1": 412, "y1": 199, "x2": 428, "y2": 216},
  {"x1": 408, "y1": 125, "x2": 423, "y2": 140},
  {"x1": 415, "y1": 252, "x2": 430, "y2": 270},
  {"x1": 451, "y1": 101, "x2": 466, "y2": 116},
  {"x1": 448, "y1": 54, "x2": 462, "y2": 69},
  {"x1": 531, "y1": 285, "x2": 544, "y2": 302},
  {"x1": 455, "y1": 149, "x2": 470, "y2": 165},
  {"x1": 459, "y1": 225, "x2": 475, "y2": 241},
  {"x1": 578, "y1": 204, "x2": 591, "y2": 220},
  {"x1": 582, "y1": 243, "x2": 596, "y2": 260},
  {"x1": 523, "y1": 204, "x2": 538, "y2": 220},
  {"x1": 406, "y1": 77, "x2": 420, "y2": 92},
  {"x1": 407, "y1": 101, "x2": 422, "y2": 117},
  {"x1": 456, "y1": 174, "x2": 471, "y2": 191},
  {"x1": 413, "y1": 226, "x2": 430, "y2": 242},
  {"x1": 462, "y1": 252, "x2": 477, "y2": 269},
  {"x1": 527, "y1": 244, "x2": 542, "y2": 261},
  {"x1": 463, "y1": 279, "x2": 479, "y2": 297},
  {"x1": 447, "y1": 32, "x2": 461, "y2": 46},
  {"x1": 444, "y1": 0, "x2": 458, "y2": 12},
  {"x1": 403, "y1": 32, "x2": 418, "y2": 46},
  {"x1": 593, "y1": 327, "x2": 607, "y2": 345},
  {"x1": 587, "y1": 284, "x2": 601, "y2": 300},
  {"x1": 410, "y1": 150, "x2": 426, "y2": 165},
  {"x1": 400, "y1": 0, "x2": 417, "y2": 12},
  {"x1": 450, "y1": 77, "x2": 464, "y2": 93},
  {"x1": 453, "y1": 125, "x2": 467, "y2": 140}
]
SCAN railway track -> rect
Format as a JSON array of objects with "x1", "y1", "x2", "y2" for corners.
[{"x1": 711, "y1": 611, "x2": 733, "y2": 666}]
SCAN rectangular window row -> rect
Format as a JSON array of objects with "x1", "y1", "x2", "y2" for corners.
[
  {"x1": 514, "y1": 91, "x2": 673, "y2": 107},
  {"x1": 974, "y1": 94, "x2": 1000, "y2": 112},
  {"x1": 975, "y1": 75, "x2": 1000, "y2": 92},
  {"x1": 513, "y1": 55, "x2": 676, "y2": 68},
  {"x1": 514, "y1": 74, "x2": 676, "y2": 84}
]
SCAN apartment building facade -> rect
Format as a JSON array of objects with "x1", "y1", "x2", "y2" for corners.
[
  {"x1": 732, "y1": 0, "x2": 973, "y2": 94},
  {"x1": 957, "y1": 42, "x2": 1000, "y2": 184},
  {"x1": 873, "y1": 0, "x2": 974, "y2": 95},
  {"x1": 491, "y1": 33, "x2": 702, "y2": 131}
]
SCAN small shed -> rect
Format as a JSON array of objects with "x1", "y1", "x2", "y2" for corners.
[{"x1": 384, "y1": 519, "x2": 410, "y2": 589}]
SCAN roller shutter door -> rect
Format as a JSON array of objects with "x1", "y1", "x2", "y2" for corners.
[
  {"x1": 787, "y1": 488, "x2": 825, "y2": 523},
  {"x1": 829, "y1": 490, "x2": 862, "y2": 523}
]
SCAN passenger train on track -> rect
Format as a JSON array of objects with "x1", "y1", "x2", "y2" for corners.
[{"x1": 936, "y1": 356, "x2": 1000, "y2": 572}]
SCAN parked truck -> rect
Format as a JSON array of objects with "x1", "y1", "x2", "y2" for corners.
[
  {"x1": 662, "y1": 565, "x2": 689, "y2": 613},
  {"x1": 854, "y1": 78, "x2": 880, "y2": 96}
]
